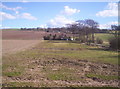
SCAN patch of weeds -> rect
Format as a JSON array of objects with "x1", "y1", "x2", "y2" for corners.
[
  {"x1": 47, "y1": 73, "x2": 74, "y2": 81},
  {"x1": 46, "y1": 71, "x2": 83, "y2": 81},
  {"x1": 86, "y1": 73, "x2": 119, "y2": 80},
  {"x1": 3, "y1": 82, "x2": 34, "y2": 87},
  {"x1": 3, "y1": 71, "x2": 22, "y2": 77},
  {"x1": 66, "y1": 87, "x2": 120, "y2": 89},
  {"x1": 42, "y1": 66, "x2": 76, "y2": 74},
  {"x1": 2, "y1": 64, "x2": 9, "y2": 71}
]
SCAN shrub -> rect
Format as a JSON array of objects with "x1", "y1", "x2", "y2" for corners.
[
  {"x1": 75, "y1": 38, "x2": 80, "y2": 41},
  {"x1": 87, "y1": 40, "x2": 93, "y2": 45},
  {"x1": 109, "y1": 36, "x2": 120, "y2": 50},
  {"x1": 43, "y1": 36, "x2": 50, "y2": 40},
  {"x1": 43, "y1": 34, "x2": 71, "y2": 40},
  {"x1": 80, "y1": 38, "x2": 86, "y2": 43},
  {"x1": 96, "y1": 37, "x2": 103, "y2": 44},
  {"x1": 53, "y1": 34, "x2": 57, "y2": 40},
  {"x1": 43, "y1": 34, "x2": 51, "y2": 40}
]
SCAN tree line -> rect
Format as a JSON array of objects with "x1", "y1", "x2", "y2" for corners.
[
  {"x1": 44, "y1": 19, "x2": 101, "y2": 45},
  {"x1": 20, "y1": 18, "x2": 120, "y2": 50}
]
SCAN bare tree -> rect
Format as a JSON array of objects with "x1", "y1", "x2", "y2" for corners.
[
  {"x1": 84, "y1": 19, "x2": 99, "y2": 43},
  {"x1": 66, "y1": 23, "x2": 78, "y2": 40},
  {"x1": 66, "y1": 19, "x2": 99, "y2": 44}
]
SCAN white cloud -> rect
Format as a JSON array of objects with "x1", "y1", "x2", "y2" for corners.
[
  {"x1": 46, "y1": 5, "x2": 80, "y2": 27},
  {"x1": 0, "y1": 4, "x2": 22, "y2": 13},
  {"x1": 0, "y1": 24, "x2": 2, "y2": 28},
  {"x1": 96, "y1": 2, "x2": 118, "y2": 17},
  {"x1": 99, "y1": 21, "x2": 118, "y2": 29},
  {"x1": 40, "y1": 24, "x2": 48, "y2": 28},
  {"x1": 15, "y1": 11, "x2": 19, "y2": 14},
  {"x1": 1, "y1": 26, "x2": 11, "y2": 29},
  {"x1": 107, "y1": 2, "x2": 118, "y2": 10},
  {"x1": 21, "y1": 0, "x2": 29, "y2": 3},
  {"x1": 21, "y1": 13, "x2": 37, "y2": 20},
  {"x1": 0, "y1": 4, "x2": 37, "y2": 21},
  {"x1": 47, "y1": 15, "x2": 75, "y2": 27},
  {"x1": 0, "y1": 11, "x2": 16, "y2": 20},
  {"x1": 0, "y1": 24, "x2": 11, "y2": 29},
  {"x1": 109, "y1": 21, "x2": 118, "y2": 25},
  {"x1": 61, "y1": 6, "x2": 80, "y2": 15},
  {"x1": 0, "y1": 11, "x2": 37, "y2": 21}
]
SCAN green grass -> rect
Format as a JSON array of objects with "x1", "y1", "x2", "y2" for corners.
[
  {"x1": 47, "y1": 73, "x2": 83, "y2": 81},
  {"x1": 2, "y1": 39, "x2": 119, "y2": 87},
  {"x1": 2, "y1": 54, "x2": 26, "y2": 77},
  {"x1": 33, "y1": 40, "x2": 118, "y2": 64},
  {"x1": 3, "y1": 71, "x2": 21, "y2": 77},
  {"x1": 43, "y1": 67, "x2": 83, "y2": 81},
  {"x1": 86, "y1": 73, "x2": 119, "y2": 80},
  {"x1": 7, "y1": 40, "x2": 118, "y2": 65},
  {"x1": 42, "y1": 66, "x2": 83, "y2": 81},
  {"x1": 2, "y1": 29, "x2": 20, "y2": 31},
  {"x1": 95, "y1": 33, "x2": 114, "y2": 43},
  {"x1": 3, "y1": 82, "x2": 34, "y2": 87}
]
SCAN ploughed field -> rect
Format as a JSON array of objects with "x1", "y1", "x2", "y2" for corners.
[
  {"x1": 2, "y1": 30, "x2": 46, "y2": 54},
  {"x1": 2, "y1": 30, "x2": 72, "y2": 55},
  {"x1": 2, "y1": 30, "x2": 46, "y2": 40},
  {"x1": 2, "y1": 39, "x2": 119, "y2": 87},
  {"x1": 2, "y1": 40, "x2": 42, "y2": 54}
]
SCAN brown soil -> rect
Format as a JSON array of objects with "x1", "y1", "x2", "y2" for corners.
[
  {"x1": 2, "y1": 30, "x2": 46, "y2": 40},
  {"x1": 3, "y1": 57, "x2": 119, "y2": 87},
  {"x1": 2, "y1": 30, "x2": 45, "y2": 55},
  {"x1": 2, "y1": 40, "x2": 42, "y2": 55}
]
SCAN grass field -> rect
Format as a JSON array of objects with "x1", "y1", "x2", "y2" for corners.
[
  {"x1": 95, "y1": 33, "x2": 114, "y2": 45},
  {"x1": 2, "y1": 39, "x2": 119, "y2": 87}
]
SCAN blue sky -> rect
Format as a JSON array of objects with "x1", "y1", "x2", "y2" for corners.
[{"x1": 1, "y1": 2, "x2": 118, "y2": 29}]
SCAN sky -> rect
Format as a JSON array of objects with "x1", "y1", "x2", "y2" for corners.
[{"x1": 0, "y1": 2, "x2": 118, "y2": 29}]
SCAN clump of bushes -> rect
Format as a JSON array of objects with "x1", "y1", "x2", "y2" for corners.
[
  {"x1": 96, "y1": 37, "x2": 103, "y2": 44},
  {"x1": 43, "y1": 35, "x2": 50, "y2": 40},
  {"x1": 109, "y1": 36, "x2": 120, "y2": 50},
  {"x1": 81, "y1": 38, "x2": 86, "y2": 43},
  {"x1": 43, "y1": 34, "x2": 71, "y2": 40},
  {"x1": 75, "y1": 37, "x2": 86, "y2": 43}
]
